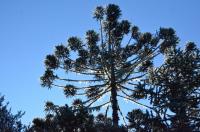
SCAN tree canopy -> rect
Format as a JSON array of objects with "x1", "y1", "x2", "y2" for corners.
[{"x1": 40, "y1": 4, "x2": 179, "y2": 127}]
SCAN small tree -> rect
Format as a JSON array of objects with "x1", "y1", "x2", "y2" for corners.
[
  {"x1": 41, "y1": 4, "x2": 178, "y2": 126},
  {"x1": 0, "y1": 94, "x2": 25, "y2": 132},
  {"x1": 147, "y1": 42, "x2": 200, "y2": 131}
]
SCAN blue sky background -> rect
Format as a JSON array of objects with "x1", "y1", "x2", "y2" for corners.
[{"x1": 0, "y1": 0, "x2": 200, "y2": 125}]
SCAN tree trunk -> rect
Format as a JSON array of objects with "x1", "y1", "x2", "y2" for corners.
[
  {"x1": 111, "y1": 83, "x2": 119, "y2": 127},
  {"x1": 108, "y1": 26, "x2": 119, "y2": 127},
  {"x1": 110, "y1": 53, "x2": 119, "y2": 127}
]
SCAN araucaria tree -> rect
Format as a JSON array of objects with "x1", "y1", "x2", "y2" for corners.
[
  {"x1": 41, "y1": 4, "x2": 178, "y2": 127},
  {"x1": 147, "y1": 42, "x2": 200, "y2": 131}
]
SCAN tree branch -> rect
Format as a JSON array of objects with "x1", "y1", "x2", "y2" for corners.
[
  {"x1": 118, "y1": 84, "x2": 137, "y2": 92},
  {"x1": 117, "y1": 105, "x2": 127, "y2": 126},
  {"x1": 83, "y1": 87, "x2": 111, "y2": 105},
  {"x1": 58, "y1": 77, "x2": 107, "y2": 82},
  {"x1": 117, "y1": 94, "x2": 153, "y2": 110}
]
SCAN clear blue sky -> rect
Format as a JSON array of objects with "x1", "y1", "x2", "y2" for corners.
[{"x1": 0, "y1": 0, "x2": 200, "y2": 125}]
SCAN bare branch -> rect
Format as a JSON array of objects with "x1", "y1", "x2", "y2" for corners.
[
  {"x1": 117, "y1": 105, "x2": 127, "y2": 126},
  {"x1": 58, "y1": 77, "x2": 107, "y2": 82},
  {"x1": 88, "y1": 101, "x2": 110, "y2": 109},
  {"x1": 117, "y1": 94, "x2": 153, "y2": 109},
  {"x1": 118, "y1": 73, "x2": 146, "y2": 84},
  {"x1": 127, "y1": 82, "x2": 138, "y2": 86},
  {"x1": 83, "y1": 87, "x2": 111, "y2": 104},
  {"x1": 121, "y1": 52, "x2": 159, "y2": 83},
  {"x1": 118, "y1": 84, "x2": 137, "y2": 92},
  {"x1": 127, "y1": 36, "x2": 132, "y2": 46}
]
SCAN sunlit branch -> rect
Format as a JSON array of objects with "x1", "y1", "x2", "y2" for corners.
[
  {"x1": 100, "y1": 19, "x2": 104, "y2": 47},
  {"x1": 52, "y1": 84, "x2": 65, "y2": 88},
  {"x1": 126, "y1": 42, "x2": 156, "y2": 63},
  {"x1": 102, "y1": 66, "x2": 111, "y2": 80},
  {"x1": 83, "y1": 87, "x2": 111, "y2": 104},
  {"x1": 121, "y1": 52, "x2": 159, "y2": 83},
  {"x1": 127, "y1": 54, "x2": 140, "y2": 64},
  {"x1": 118, "y1": 84, "x2": 137, "y2": 92},
  {"x1": 86, "y1": 95, "x2": 102, "y2": 107},
  {"x1": 117, "y1": 105, "x2": 127, "y2": 126},
  {"x1": 127, "y1": 82, "x2": 138, "y2": 86},
  {"x1": 118, "y1": 93, "x2": 153, "y2": 110},
  {"x1": 118, "y1": 73, "x2": 146, "y2": 84},
  {"x1": 60, "y1": 65, "x2": 107, "y2": 81},
  {"x1": 69, "y1": 69, "x2": 104, "y2": 76},
  {"x1": 133, "y1": 51, "x2": 159, "y2": 68},
  {"x1": 88, "y1": 101, "x2": 110, "y2": 109},
  {"x1": 52, "y1": 83, "x2": 84, "y2": 90},
  {"x1": 87, "y1": 96, "x2": 110, "y2": 108},
  {"x1": 97, "y1": 58, "x2": 111, "y2": 80},
  {"x1": 81, "y1": 82, "x2": 109, "y2": 89},
  {"x1": 126, "y1": 73, "x2": 146, "y2": 81},
  {"x1": 127, "y1": 44, "x2": 160, "y2": 65},
  {"x1": 119, "y1": 59, "x2": 143, "y2": 81},
  {"x1": 65, "y1": 57, "x2": 103, "y2": 72},
  {"x1": 58, "y1": 77, "x2": 107, "y2": 82},
  {"x1": 60, "y1": 64, "x2": 101, "y2": 75},
  {"x1": 52, "y1": 83, "x2": 109, "y2": 91}
]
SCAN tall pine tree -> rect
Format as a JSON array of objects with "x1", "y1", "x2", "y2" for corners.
[{"x1": 41, "y1": 4, "x2": 178, "y2": 126}]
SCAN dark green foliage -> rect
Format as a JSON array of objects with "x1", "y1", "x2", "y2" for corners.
[
  {"x1": 145, "y1": 42, "x2": 200, "y2": 131},
  {"x1": 127, "y1": 109, "x2": 151, "y2": 131},
  {"x1": 29, "y1": 101, "x2": 94, "y2": 132},
  {"x1": 64, "y1": 85, "x2": 77, "y2": 97},
  {"x1": 131, "y1": 82, "x2": 147, "y2": 100},
  {"x1": 105, "y1": 4, "x2": 121, "y2": 22},
  {"x1": 0, "y1": 94, "x2": 25, "y2": 132},
  {"x1": 55, "y1": 45, "x2": 69, "y2": 58},
  {"x1": 159, "y1": 27, "x2": 179, "y2": 53},
  {"x1": 131, "y1": 26, "x2": 139, "y2": 39},
  {"x1": 185, "y1": 41, "x2": 196, "y2": 51},
  {"x1": 94, "y1": 113, "x2": 128, "y2": 132},
  {"x1": 40, "y1": 69, "x2": 57, "y2": 88},
  {"x1": 44, "y1": 55, "x2": 59, "y2": 69},
  {"x1": 86, "y1": 30, "x2": 99, "y2": 47},
  {"x1": 139, "y1": 32, "x2": 152, "y2": 44},
  {"x1": 28, "y1": 101, "x2": 128, "y2": 132},
  {"x1": 68, "y1": 37, "x2": 83, "y2": 51},
  {"x1": 93, "y1": 6, "x2": 104, "y2": 20},
  {"x1": 127, "y1": 109, "x2": 167, "y2": 132}
]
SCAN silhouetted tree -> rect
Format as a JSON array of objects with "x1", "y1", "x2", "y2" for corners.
[
  {"x1": 29, "y1": 100, "x2": 95, "y2": 132},
  {"x1": 127, "y1": 109, "x2": 167, "y2": 132},
  {"x1": 28, "y1": 100, "x2": 127, "y2": 132},
  {"x1": 41, "y1": 4, "x2": 179, "y2": 127},
  {"x1": 144, "y1": 42, "x2": 200, "y2": 131},
  {"x1": 0, "y1": 94, "x2": 25, "y2": 132}
]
